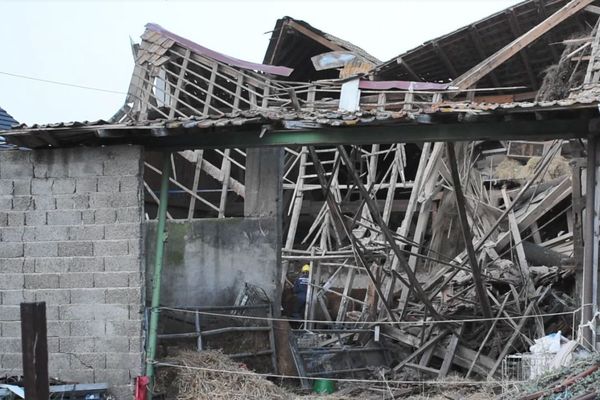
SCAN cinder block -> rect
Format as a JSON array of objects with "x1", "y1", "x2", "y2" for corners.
[
  {"x1": 128, "y1": 239, "x2": 141, "y2": 257},
  {"x1": 70, "y1": 288, "x2": 106, "y2": 304},
  {"x1": 0, "y1": 227, "x2": 24, "y2": 242},
  {"x1": 11, "y1": 196, "x2": 32, "y2": 211},
  {"x1": 0, "y1": 159, "x2": 33, "y2": 178},
  {"x1": 69, "y1": 257, "x2": 104, "y2": 273},
  {"x1": 24, "y1": 273, "x2": 60, "y2": 289},
  {"x1": 0, "y1": 258, "x2": 24, "y2": 273},
  {"x1": 105, "y1": 288, "x2": 140, "y2": 304},
  {"x1": 0, "y1": 338, "x2": 21, "y2": 353},
  {"x1": 103, "y1": 149, "x2": 141, "y2": 176},
  {"x1": 24, "y1": 210, "x2": 46, "y2": 225},
  {"x1": 1, "y1": 353, "x2": 22, "y2": 369},
  {"x1": 104, "y1": 256, "x2": 140, "y2": 272},
  {"x1": 35, "y1": 289, "x2": 70, "y2": 304},
  {"x1": 58, "y1": 241, "x2": 93, "y2": 257},
  {"x1": 0, "y1": 179, "x2": 14, "y2": 195},
  {"x1": 0, "y1": 243, "x2": 24, "y2": 258},
  {"x1": 22, "y1": 258, "x2": 34, "y2": 273},
  {"x1": 46, "y1": 321, "x2": 70, "y2": 337},
  {"x1": 94, "y1": 272, "x2": 129, "y2": 288},
  {"x1": 81, "y1": 210, "x2": 94, "y2": 224},
  {"x1": 32, "y1": 151, "x2": 68, "y2": 178},
  {"x1": 70, "y1": 320, "x2": 106, "y2": 336},
  {"x1": 0, "y1": 196, "x2": 12, "y2": 209},
  {"x1": 105, "y1": 352, "x2": 142, "y2": 369},
  {"x1": 7, "y1": 212, "x2": 24, "y2": 226},
  {"x1": 52, "y1": 178, "x2": 76, "y2": 194},
  {"x1": 94, "y1": 336, "x2": 130, "y2": 353},
  {"x1": 47, "y1": 210, "x2": 81, "y2": 226},
  {"x1": 1, "y1": 290, "x2": 35, "y2": 306},
  {"x1": 59, "y1": 337, "x2": 96, "y2": 354},
  {"x1": 0, "y1": 305, "x2": 21, "y2": 321},
  {"x1": 94, "y1": 209, "x2": 116, "y2": 224},
  {"x1": 94, "y1": 369, "x2": 132, "y2": 386},
  {"x1": 48, "y1": 353, "x2": 71, "y2": 371},
  {"x1": 55, "y1": 194, "x2": 89, "y2": 210},
  {"x1": 128, "y1": 272, "x2": 142, "y2": 288},
  {"x1": 24, "y1": 241, "x2": 58, "y2": 257},
  {"x1": 105, "y1": 320, "x2": 142, "y2": 337},
  {"x1": 60, "y1": 304, "x2": 129, "y2": 321},
  {"x1": 70, "y1": 353, "x2": 106, "y2": 369},
  {"x1": 129, "y1": 336, "x2": 142, "y2": 352},
  {"x1": 55, "y1": 369, "x2": 94, "y2": 383},
  {"x1": 34, "y1": 257, "x2": 70, "y2": 273},
  {"x1": 0, "y1": 212, "x2": 8, "y2": 226},
  {"x1": 0, "y1": 321, "x2": 21, "y2": 337},
  {"x1": 12, "y1": 180, "x2": 30, "y2": 196},
  {"x1": 75, "y1": 177, "x2": 97, "y2": 193},
  {"x1": 116, "y1": 207, "x2": 141, "y2": 223},
  {"x1": 97, "y1": 176, "x2": 120, "y2": 193},
  {"x1": 68, "y1": 225, "x2": 104, "y2": 241},
  {"x1": 119, "y1": 176, "x2": 140, "y2": 192},
  {"x1": 105, "y1": 224, "x2": 140, "y2": 240},
  {"x1": 0, "y1": 274, "x2": 24, "y2": 290},
  {"x1": 60, "y1": 273, "x2": 94, "y2": 289},
  {"x1": 94, "y1": 241, "x2": 128, "y2": 256},
  {"x1": 31, "y1": 178, "x2": 53, "y2": 195},
  {"x1": 68, "y1": 161, "x2": 104, "y2": 177},
  {"x1": 34, "y1": 225, "x2": 68, "y2": 241}
]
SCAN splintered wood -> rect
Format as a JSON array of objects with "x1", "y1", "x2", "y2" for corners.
[{"x1": 284, "y1": 139, "x2": 578, "y2": 381}]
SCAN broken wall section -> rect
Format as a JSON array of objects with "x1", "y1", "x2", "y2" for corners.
[{"x1": 0, "y1": 145, "x2": 145, "y2": 400}]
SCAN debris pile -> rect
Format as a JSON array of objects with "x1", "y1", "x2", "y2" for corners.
[{"x1": 281, "y1": 138, "x2": 583, "y2": 384}]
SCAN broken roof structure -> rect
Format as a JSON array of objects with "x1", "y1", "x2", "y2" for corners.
[{"x1": 4, "y1": 0, "x2": 600, "y2": 397}]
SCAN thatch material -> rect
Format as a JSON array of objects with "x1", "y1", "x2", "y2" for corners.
[{"x1": 156, "y1": 350, "x2": 290, "y2": 400}]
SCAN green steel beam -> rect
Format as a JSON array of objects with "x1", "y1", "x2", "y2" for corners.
[
  {"x1": 145, "y1": 152, "x2": 171, "y2": 399},
  {"x1": 99, "y1": 117, "x2": 595, "y2": 150}
]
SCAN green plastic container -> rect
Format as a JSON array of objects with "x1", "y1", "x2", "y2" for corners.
[{"x1": 313, "y1": 378, "x2": 336, "y2": 394}]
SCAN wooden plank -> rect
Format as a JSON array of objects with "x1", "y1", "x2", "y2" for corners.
[
  {"x1": 453, "y1": 0, "x2": 595, "y2": 91},
  {"x1": 21, "y1": 302, "x2": 49, "y2": 400},
  {"x1": 187, "y1": 149, "x2": 204, "y2": 220},
  {"x1": 286, "y1": 20, "x2": 345, "y2": 52},
  {"x1": 203, "y1": 63, "x2": 219, "y2": 115},
  {"x1": 438, "y1": 324, "x2": 464, "y2": 378},
  {"x1": 585, "y1": 4, "x2": 600, "y2": 14},
  {"x1": 393, "y1": 331, "x2": 449, "y2": 372},
  {"x1": 169, "y1": 49, "x2": 191, "y2": 118},
  {"x1": 218, "y1": 149, "x2": 232, "y2": 218},
  {"x1": 447, "y1": 142, "x2": 493, "y2": 319}
]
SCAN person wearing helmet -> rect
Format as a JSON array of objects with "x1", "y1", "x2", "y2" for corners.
[{"x1": 292, "y1": 264, "x2": 310, "y2": 318}]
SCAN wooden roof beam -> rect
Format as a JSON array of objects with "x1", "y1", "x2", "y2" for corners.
[
  {"x1": 452, "y1": 0, "x2": 595, "y2": 92},
  {"x1": 432, "y1": 41, "x2": 458, "y2": 79},
  {"x1": 285, "y1": 20, "x2": 345, "y2": 52},
  {"x1": 468, "y1": 25, "x2": 502, "y2": 87},
  {"x1": 506, "y1": 9, "x2": 539, "y2": 90},
  {"x1": 585, "y1": 4, "x2": 600, "y2": 15},
  {"x1": 395, "y1": 57, "x2": 422, "y2": 81}
]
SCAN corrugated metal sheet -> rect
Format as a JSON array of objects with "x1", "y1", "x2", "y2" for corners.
[{"x1": 0, "y1": 106, "x2": 18, "y2": 130}]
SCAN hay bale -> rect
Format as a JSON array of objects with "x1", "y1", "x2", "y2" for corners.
[
  {"x1": 156, "y1": 350, "x2": 290, "y2": 400},
  {"x1": 494, "y1": 157, "x2": 524, "y2": 180},
  {"x1": 518, "y1": 155, "x2": 570, "y2": 182}
]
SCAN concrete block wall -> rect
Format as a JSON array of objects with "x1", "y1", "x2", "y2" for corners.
[{"x1": 0, "y1": 145, "x2": 144, "y2": 399}]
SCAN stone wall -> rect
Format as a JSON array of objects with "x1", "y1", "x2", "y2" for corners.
[{"x1": 0, "y1": 145, "x2": 144, "y2": 399}]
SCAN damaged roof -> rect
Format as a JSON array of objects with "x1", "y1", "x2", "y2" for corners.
[
  {"x1": 263, "y1": 16, "x2": 380, "y2": 81},
  {"x1": 372, "y1": 0, "x2": 596, "y2": 91},
  {"x1": 0, "y1": 106, "x2": 18, "y2": 130}
]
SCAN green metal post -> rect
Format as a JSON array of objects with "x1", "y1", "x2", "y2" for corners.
[{"x1": 145, "y1": 152, "x2": 171, "y2": 399}]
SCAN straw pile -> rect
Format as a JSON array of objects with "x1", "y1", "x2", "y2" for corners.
[{"x1": 155, "y1": 350, "x2": 290, "y2": 400}]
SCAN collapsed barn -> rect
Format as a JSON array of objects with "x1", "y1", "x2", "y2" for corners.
[{"x1": 3, "y1": 0, "x2": 600, "y2": 398}]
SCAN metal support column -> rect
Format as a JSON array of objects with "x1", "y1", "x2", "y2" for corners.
[{"x1": 145, "y1": 152, "x2": 171, "y2": 398}]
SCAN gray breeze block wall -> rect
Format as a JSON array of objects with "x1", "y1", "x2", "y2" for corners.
[
  {"x1": 0, "y1": 145, "x2": 144, "y2": 399},
  {"x1": 145, "y1": 218, "x2": 280, "y2": 309}
]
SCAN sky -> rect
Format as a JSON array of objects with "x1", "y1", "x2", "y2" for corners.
[{"x1": 0, "y1": 0, "x2": 522, "y2": 125}]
